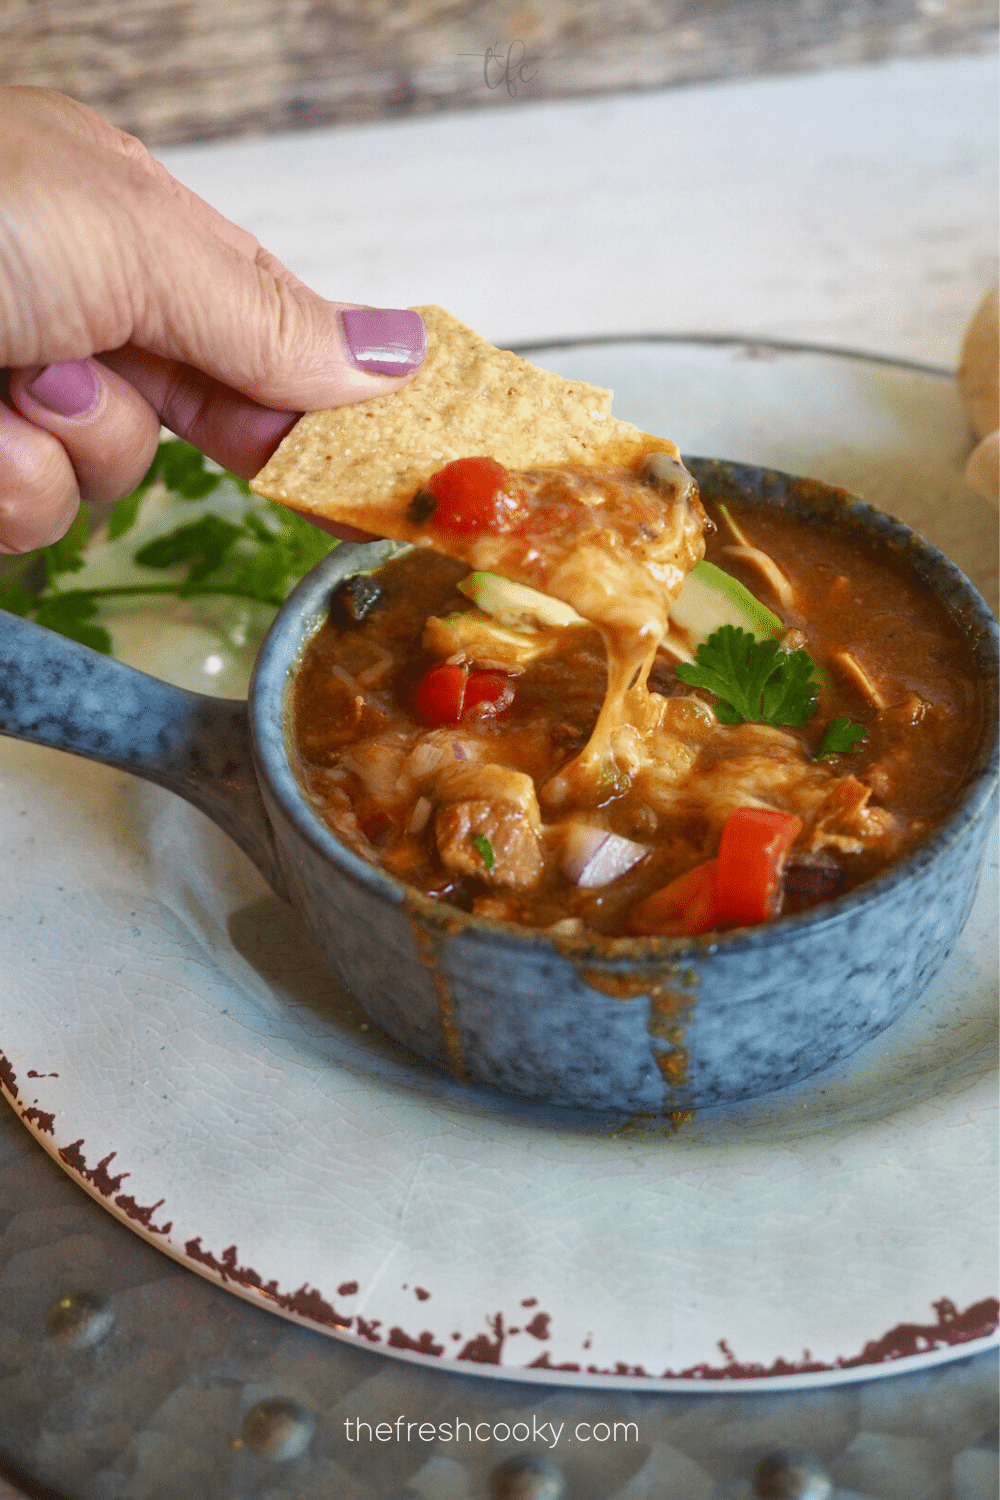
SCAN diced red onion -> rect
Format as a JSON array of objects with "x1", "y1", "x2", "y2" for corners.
[
  {"x1": 562, "y1": 824, "x2": 649, "y2": 888},
  {"x1": 451, "y1": 741, "x2": 468, "y2": 760}
]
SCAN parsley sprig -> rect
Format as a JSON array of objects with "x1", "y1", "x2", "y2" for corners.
[
  {"x1": 675, "y1": 624, "x2": 820, "y2": 727},
  {"x1": 0, "y1": 440, "x2": 337, "y2": 653}
]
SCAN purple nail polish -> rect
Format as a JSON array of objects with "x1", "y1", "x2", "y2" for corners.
[
  {"x1": 341, "y1": 309, "x2": 427, "y2": 376},
  {"x1": 27, "y1": 360, "x2": 100, "y2": 418}
]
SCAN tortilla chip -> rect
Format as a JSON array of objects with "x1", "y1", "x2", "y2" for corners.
[{"x1": 250, "y1": 305, "x2": 679, "y2": 536}]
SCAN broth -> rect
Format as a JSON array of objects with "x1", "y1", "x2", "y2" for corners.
[{"x1": 290, "y1": 497, "x2": 981, "y2": 938}]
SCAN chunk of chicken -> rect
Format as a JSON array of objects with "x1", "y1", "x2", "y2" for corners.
[
  {"x1": 432, "y1": 762, "x2": 543, "y2": 890},
  {"x1": 339, "y1": 732, "x2": 415, "y2": 808},
  {"x1": 435, "y1": 801, "x2": 544, "y2": 890},
  {"x1": 802, "y1": 775, "x2": 897, "y2": 854},
  {"x1": 405, "y1": 729, "x2": 485, "y2": 785},
  {"x1": 422, "y1": 611, "x2": 555, "y2": 671},
  {"x1": 432, "y1": 762, "x2": 541, "y2": 819},
  {"x1": 631, "y1": 724, "x2": 895, "y2": 865}
]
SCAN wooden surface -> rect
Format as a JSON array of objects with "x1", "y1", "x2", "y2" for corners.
[{"x1": 5, "y1": 0, "x2": 998, "y2": 146}]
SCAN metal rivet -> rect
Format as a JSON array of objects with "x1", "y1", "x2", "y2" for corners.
[
  {"x1": 489, "y1": 1453, "x2": 565, "y2": 1500},
  {"x1": 241, "y1": 1397, "x2": 314, "y2": 1462},
  {"x1": 46, "y1": 1290, "x2": 114, "y2": 1348},
  {"x1": 754, "y1": 1450, "x2": 833, "y2": 1500}
]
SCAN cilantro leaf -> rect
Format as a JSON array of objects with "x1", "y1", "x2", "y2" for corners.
[
  {"x1": 265, "y1": 501, "x2": 339, "y2": 576},
  {"x1": 0, "y1": 572, "x2": 37, "y2": 617},
  {"x1": 42, "y1": 507, "x2": 89, "y2": 585},
  {"x1": 242, "y1": 512, "x2": 274, "y2": 544},
  {"x1": 225, "y1": 545, "x2": 290, "y2": 607},
  {"x1": 225, "y1": 504, "x2": 337, "y2": 604},
  {"x1": 135, "y1": 515, "x2": 245, "y2": 584},
  {"x1": 5, "y1": 437, "x2": 338, "y2": 653},
  {"x1": 675, "y1": 625, "x2": 820, "y2": 728},
  {"x1": 107, "y1": 486, "x2": 147, "y2": 542},
  {"x1": 155, "y1": 441, "x2": 224, "y2": 500},
  {"x1": 472, "y1": 833, "x2": 495, "y2": 871},
  {"x1": 759, "y1": 645, "x2": 821, "y2": 727},
  {"x1": 34, "y1": 591, "x2": 112, "y2": 654},
  {"x1": 817, "y1": 716, "x2": 868, "y2": 759},
  {"x1": 108, "y1": 439, "x2": 226, "y2": 540}
]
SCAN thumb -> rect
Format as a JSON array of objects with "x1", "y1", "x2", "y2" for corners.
[
  {"x1": 130, "y1": 212, "x2": 427, "y2": 410},
  {"x1": 1, "y1": 89, "x2": 427, "y2": 409},
  {"x1": 124, "y1": 146, "x2": 430, "y2": 407}
]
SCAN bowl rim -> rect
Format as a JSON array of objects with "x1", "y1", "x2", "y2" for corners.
[{"x1": 249, "y1": 459, "x2": 999, "y2": 965}]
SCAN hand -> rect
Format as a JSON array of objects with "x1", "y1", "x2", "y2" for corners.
[{"x1": 0, "y1": 87, "x2": 426, "y2": 553}]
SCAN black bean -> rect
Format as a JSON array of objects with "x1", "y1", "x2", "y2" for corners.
[
  {"x1": 329, "y1": 573, "x2": 384, "y2": 625},
  {"x1": 784, "y1": 852, "x2": 842, "y2": 899},
  {"x1": 406, "y1": 488, "x2": 438, "y2": 523}
]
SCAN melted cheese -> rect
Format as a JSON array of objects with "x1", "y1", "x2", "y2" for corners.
[{"x1": 405, "y1": 461, "x2": 707, "y2": 805}]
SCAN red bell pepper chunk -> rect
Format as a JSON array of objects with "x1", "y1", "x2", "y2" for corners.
[
  {"x1": 463, "y1": 672, "x2": 515, "y2": 717},
  {"x1": 415, "y1": 665, "x2": 516, "y2": 725},
  {"x1": 425, "y1": 457, "x2": 527, "y2": 535},
  {"x1": 714, "y1": 807, "x2": 802, "y2": 928},
  {"x1": 629, "y1": 859, "x2": 720, "y2": 937},
  {"x1": 415, "y1": 664, "x2": 468, "y2": 725},
  {"x1": 629, "y1": 807, "x2": 802, "y2": 937}
]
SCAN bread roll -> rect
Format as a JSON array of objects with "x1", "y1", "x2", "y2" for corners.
[{"x1": 957, "y1": 285, "x2": 999, "y2": 504}]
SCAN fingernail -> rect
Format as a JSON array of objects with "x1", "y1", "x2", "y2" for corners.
[
  {"x1": 27, "y1": 360, "x2": 100, "y2": 418},
  {"x1": 341, "y1": 309, "x2": 427, "y2": 376}
]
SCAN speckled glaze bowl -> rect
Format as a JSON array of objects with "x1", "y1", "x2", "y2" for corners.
[{"x1": 2, "y1": 460, "x2": 997, "y2": 1114}]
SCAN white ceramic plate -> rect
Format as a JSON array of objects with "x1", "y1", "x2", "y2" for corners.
[{"x1": 1, "y1": 339, "x2": 996, "y2": 1391}]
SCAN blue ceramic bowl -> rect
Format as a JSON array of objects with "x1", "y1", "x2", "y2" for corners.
[{"x1": 2, "y1": 460, "x2": 997, "y2": 1113}]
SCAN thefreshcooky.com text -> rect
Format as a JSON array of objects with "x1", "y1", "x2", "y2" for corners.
[{"x1": 343, "y1": 1416, "x2": 638, "y2": 1448}]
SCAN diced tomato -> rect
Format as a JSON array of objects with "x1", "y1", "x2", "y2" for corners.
[
  {"x1": 425, "y1": 457, "x2": 528, "y2": 535},
  {"x1": 629, "y1": 859, "x2": 720, "y2": 937},
  {"x1": 714, "y1": 807, "x2": 802, "y2": 927},
  {"x1": 415, "y1": 664, "x2": 468, "y2": 725},
  {"x1": 463, "y1": 672, "x2": 515, "y2": 717},
  {"x1": 415, "y1": 664, "x2": 516, "y2": 725}
]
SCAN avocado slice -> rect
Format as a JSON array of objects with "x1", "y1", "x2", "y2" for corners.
[
  {"x1": 457, "y1": 571, "x2": 585, "y2": 629},
  {"x1": 458, "y1": 560, "x2": 781, "y2": 650},
  {"x1": 670, "y1": 561, "x2": 782, "y2": 646}
]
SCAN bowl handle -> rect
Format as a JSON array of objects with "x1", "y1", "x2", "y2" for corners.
[{"x1": 0, "y1": 610, "x2": 288, "y2": 901}]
